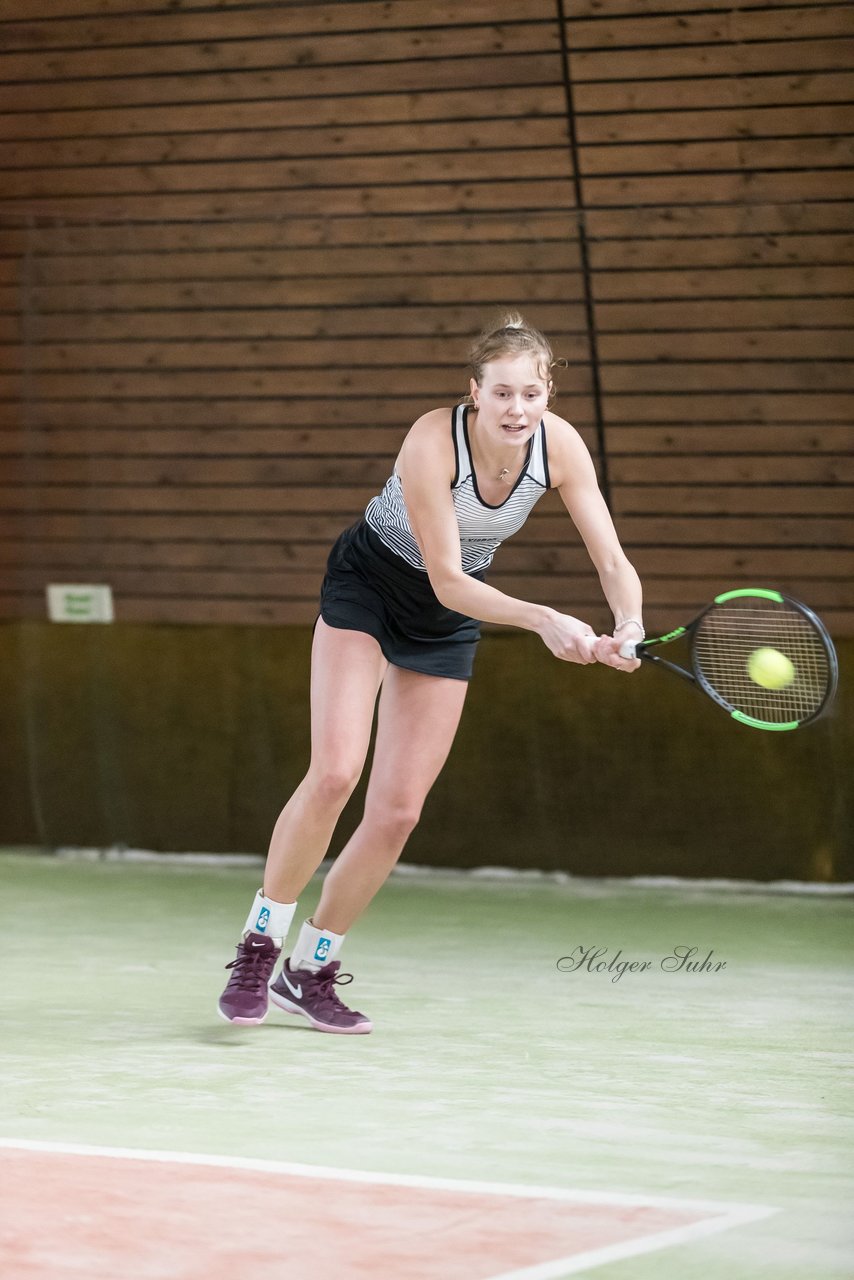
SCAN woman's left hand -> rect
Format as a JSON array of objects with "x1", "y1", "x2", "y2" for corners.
[{"x1": 594, "y1": 633, "x2": 641, "y2": 672}]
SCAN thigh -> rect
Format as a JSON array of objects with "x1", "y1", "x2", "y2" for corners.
[
  {"x1": 309, "y1": 617, "x2": 387, "y2": 770},
  {"x1": 365, "y1": 665, "x2": 469, "y2": 809}
]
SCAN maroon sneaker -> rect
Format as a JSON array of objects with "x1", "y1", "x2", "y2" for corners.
[
  {"x1": 217, "y1": 933, "x2": 281, "y2": 1025},
  {"x1": 269, "y1": 960, "x2": 372, "y2": 1034}
]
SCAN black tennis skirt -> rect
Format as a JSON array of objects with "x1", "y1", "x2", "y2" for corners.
[{"x1": 319, "y1": 520, "x2": 484, "y2": 681}]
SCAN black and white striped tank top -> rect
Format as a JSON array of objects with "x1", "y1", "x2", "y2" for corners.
[{"x1": 364, "y1": 404, "x2": 551, "y2": 574}]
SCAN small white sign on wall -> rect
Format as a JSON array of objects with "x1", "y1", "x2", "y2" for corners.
[{"x1": 47, "y1": 584, "x2": 115, "y2": 623}]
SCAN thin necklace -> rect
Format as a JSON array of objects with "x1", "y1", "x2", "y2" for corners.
[{"x1": 471, "y1": 406, "x2": 515, "y2": 483}]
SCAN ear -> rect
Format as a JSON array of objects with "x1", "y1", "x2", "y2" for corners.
[{"x1": 469, "y1": 377, "x2": 479, "y2": 404}]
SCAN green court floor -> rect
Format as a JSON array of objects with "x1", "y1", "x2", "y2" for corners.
[{"x1": 2, "y1": 850, "x2": 852, "y2": 1278}]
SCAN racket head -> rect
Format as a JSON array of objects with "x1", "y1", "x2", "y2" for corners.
[{"x1": 689, "y1": 589, "x2": 838, "y2": 730}]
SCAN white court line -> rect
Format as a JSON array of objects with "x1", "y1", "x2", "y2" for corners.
[{"x1": 0, "y1": 1137, "x2": 777, "y2": 1279}]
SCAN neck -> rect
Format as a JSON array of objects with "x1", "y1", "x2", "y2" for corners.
[{"x1": 468, "y1": 409, "x2": 527, "y2": 482}]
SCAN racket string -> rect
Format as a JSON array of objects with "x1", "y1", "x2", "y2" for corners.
[{"x1": 692, "y1": 602, "x2": 831, "y2": 723}]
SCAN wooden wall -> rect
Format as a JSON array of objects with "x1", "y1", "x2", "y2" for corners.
[{"x1": 1, "y1": 0, "x2": 852, "y2": 633}]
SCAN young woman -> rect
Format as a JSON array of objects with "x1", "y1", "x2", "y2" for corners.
[{"x1": 218, "y1": 314, "x2": 643, "y2": 1033}]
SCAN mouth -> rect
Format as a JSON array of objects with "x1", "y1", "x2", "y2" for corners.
[{"x1": 502, "y1": 423, "x2": 527, "y2": 433}]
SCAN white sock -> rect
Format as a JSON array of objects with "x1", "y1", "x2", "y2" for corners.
[
  {"x1": 242, "y1": 889, "x2": 296, "y2": 945},
  {"x1": 289, "y1": 918, "x2": 344, "y2": 973}
]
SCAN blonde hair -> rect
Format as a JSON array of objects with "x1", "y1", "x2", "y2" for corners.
[{"x1": 465, "y1": 312, "x2": 556, "y2": 403}]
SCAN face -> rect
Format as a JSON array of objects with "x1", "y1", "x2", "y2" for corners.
[{"x1": 470, "y1": 354, "x2": 551, "y2": 448}]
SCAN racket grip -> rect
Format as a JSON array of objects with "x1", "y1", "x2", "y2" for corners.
[{"x1": 619, "y1": 640, "x2": 638, "y2": 660}]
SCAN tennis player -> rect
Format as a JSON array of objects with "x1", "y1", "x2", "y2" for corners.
[{"x1": 218, "y1": 314, "x2": 643, "y2": 1033}]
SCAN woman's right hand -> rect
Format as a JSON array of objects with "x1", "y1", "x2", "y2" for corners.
[{"x1": 536, "y1": 608, "x2": 599, "y2": 664}]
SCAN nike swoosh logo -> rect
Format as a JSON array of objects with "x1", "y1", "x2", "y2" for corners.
[{"x1": 281, "y1": 972, "x2": 302, "y2": 999}]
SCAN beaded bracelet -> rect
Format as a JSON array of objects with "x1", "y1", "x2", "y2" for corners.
[{"x1": 614, "y1": 618, "x2": 645, "y2": 640}]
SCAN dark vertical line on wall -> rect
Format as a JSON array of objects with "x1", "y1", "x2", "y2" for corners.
[{"x1": 555, "y1": 0, "x2": 611, "y2": 509}]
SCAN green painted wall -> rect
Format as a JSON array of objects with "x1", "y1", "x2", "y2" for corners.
[{"x1": 2, "y1": 622, "x2": 851, "y2": 880}]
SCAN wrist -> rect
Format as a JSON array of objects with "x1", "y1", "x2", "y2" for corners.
[
  {"x1": 528, "y1": 603, "x2": 554, "y2": 635},
  {"x1": 614, "y1": 617, "x2": 645, "y2": 640}
]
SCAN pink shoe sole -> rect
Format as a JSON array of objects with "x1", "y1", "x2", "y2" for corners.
[{"x1": 268, "y1": 990, "x2": 372, "y2": 1034}]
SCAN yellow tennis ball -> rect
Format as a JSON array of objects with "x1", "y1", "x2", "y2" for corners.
[{"x1": 748, "y1": 647, "x2": 795, "y2": 690}]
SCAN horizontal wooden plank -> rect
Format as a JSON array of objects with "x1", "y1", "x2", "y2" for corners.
[
  {"x1": 612, "y1": 485, "x2": 853, "y2": 515},
  {"x1": 0, "y1": 0, "x2": 552, "y2": 30},
  {"x1": 589, "y1": 235, "x2": 854, "y2": 271},
  {"x1": 570, "y1": 38, "x2": 854, "y2": 82},
  {"x1": 617, "y1": 514, "x2": 854, "y2": 547},
  {"x1": 567, "y1": 7, "x2": 853, "y2": 49},
  {"x1": 577, "y1": 103, "x2": 852, "y2": 146},
  {"x1": 0, "y1": 565, "x2": 322, "y2": 598},
  {"x1": 597, "y1": 331, "x2": 854, "y2": 361},
  {"x1": 0, "y1": 304, "x2": 586, "y2": 345},
  {"x1": 593, "y1": 265, "x2": 854, "y2": 300},
  {"x1": 600, "y1": 361, "x2": 854, "y2": 393},
  {"x1": 0, "y1": 268, "x2": 585, "y2": 313},
  {"x1": 581, "y1": 170, "x2": 854, "y2": 207},
  {"x1": 0, "y1": 147, "x2": 575, "y2": 201},
  {"x1": 0, "y1": 335, "x2": 592, "y2": 375},
  {"x1": 19, "y1": 240, "x2": 582, "y2": 287},
  {"x1": 0, "y1": 484, "x2": 408, "y2": 513},
  {"x1": 0, "y1": 540, "x2": 334, "y2": 572},
  {"x1": 0, "y1": 52, "x2": 565, "y2": 114},
  {"x1": 568, "y1": 0, "x2": 848, "y2": 15},
  {"x1": 579, "y1": 136, "x2": 854, "y2": 176},
  {"x1": 611, "y1": 455, "x2": 854, "y2": 483},
  {"x1": 573, "y1": 70, "x2": 854, "y2": 114},
  {"x1": 596, "y1": 298, "x2": 850, "y2": 330},
  {"x1": 0, "y1": 424, "x2": 591, "y2": 462},
  {"x1": 606, "y1": 424, "x2": 854, "y2": 454},
  {"x1": 1, "y1": 455, "x2": 393, "y2": 486},
  {"x1": 0, "y1": 211, "x2": 578, "y2": 256},
  {"x1": 0, "y1": 178, "x2": 579, "y2": 222},
  {"x1": 0, "y1": 116, "x2": 571, "y2": 172},
  {"x1": 0, "y1": 85, "x2": 567, "y2": 144},
  {"x1": 602, "y1": 392, "x2": 854, "y2": 422},
  {"x1": 584, "y1": 202, "x2": 854, "y2": 238}
]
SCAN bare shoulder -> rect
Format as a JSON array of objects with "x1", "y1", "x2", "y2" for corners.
[
  {"x1": 543, "y1": 410, "x2": 595, "y2": 488},
  {"x1": 397, "y1": 407, "x2": 456, "y2": 472}
]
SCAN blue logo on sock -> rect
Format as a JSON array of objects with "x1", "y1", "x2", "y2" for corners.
[
  {"x1": 314, "y1": 936, "x2": 331, "y2": 961},
  {"x1": 255, "y1": 906, "x2": 271, "y2": 934}
]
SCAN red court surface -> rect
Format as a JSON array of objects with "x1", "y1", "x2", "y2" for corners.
[{"x1": 0, "y1": 1143, "x2": 774, "y2": 1279}]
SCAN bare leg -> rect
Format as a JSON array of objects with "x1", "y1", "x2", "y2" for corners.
[
  {"x1": 313, "y1": 665, "x2": 469, "y2": 934},
  {"x1": 262, "y1": 618, "x2": 387, "y2": 903}
]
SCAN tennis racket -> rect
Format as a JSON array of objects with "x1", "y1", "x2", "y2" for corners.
[{"x1": 619, "y1": 588, "x2": 838, "y2": 731}]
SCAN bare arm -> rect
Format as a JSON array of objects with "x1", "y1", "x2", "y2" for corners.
[
  {"x1": 396, "y1": 411, "x2": 598, "y2": 663},
  {"x1": 548, "y1": 414, "x2": 644, "y2": 670}
]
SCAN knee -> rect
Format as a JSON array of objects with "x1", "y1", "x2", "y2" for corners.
[
  {"x1": 367, "y1": 798, "x2": 424, "y2": 845},
  {"x1": 306, "y1": 761, "x2": 362, "y2": 809}
]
